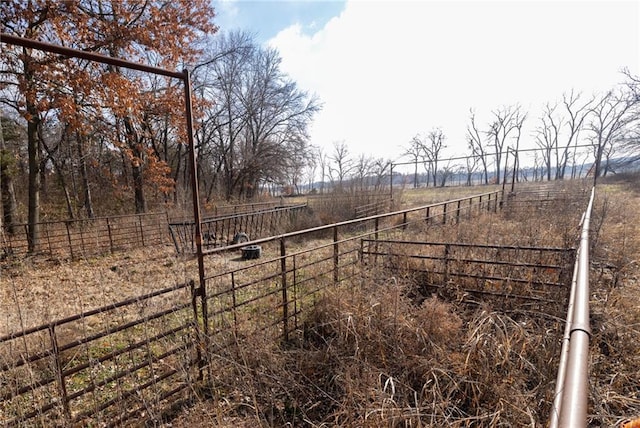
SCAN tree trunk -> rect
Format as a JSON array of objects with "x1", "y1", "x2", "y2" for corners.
[
  {"x1": 76, "y1": 133, "x2": 94, "y2": 218},
  {"x1": 132, "y1": 160, "x2": 147, "y2": 213},
  {"x1": 0, "y1": 150, "x2": 19, "y2": 234},
  {"x1": 27, "y1": 107, "x2": 41, "y2": 252},
  {"x1": 123, "y1": 117, "x2": 147, "y2": 213}
]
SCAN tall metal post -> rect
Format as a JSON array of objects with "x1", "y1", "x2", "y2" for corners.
[
  {"x1": 511, "y1": 149, "x2": 518, "y2": 193},
  {"x1": 389, "y1": 163, "x2": 394, "y2": 202},
  {"x1": 183, "y1": 69, "x2": 208, "y2": 340}
]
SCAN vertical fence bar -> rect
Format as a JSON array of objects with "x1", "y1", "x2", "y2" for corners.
[
  {"x1": 511, "y1": 149, "x2": 518, "y2": 193},
  {"x1": 293, "y1": 254, "x2": 298, "y2": 331},
  {"x1": 49, "y1": 325, "x2": 71, "y2": 422},
  {"x1": 24, "y1": 223, "x2": 31, "y2": 254},
  {"x1": 456, "y1": 200, "x2": 461, "y2": 224},
  {"x1": 280, "y1": 238, "x2": 289, "y2": 341},
  {"x1": 65, "y1": 222, "x2": 74, "y2": 259},
  {"x1": 442, "y1": 202, "x2": 448, "y2": 224},
  {"x1": 106, "y1": 217, "x2": 114, "y2": 253},
  {"x1": 78, "y1": 220, "x2": 86, "y2": 257},
  {"x1": 333, "y1": 226, "x2": 339, "y2": 283},
  {"x1": 231, "y1": 272, "x2": 238, "y2": 337},
  {"x1": 443, "y1": 244, "x2": 450, "y2": 285},
  {"x1": 402, "y1": 212, "x2": 407, "y2": 230},
  {"x1": 44, "y1": 224, "x2": 52, "y2": 254},
  {"x1": 189, "y1": 280, "x2": 204, "y2": 381},
  {"x1": 138, "y1": 216, "x2": 145, "y2": 247},
  {"x1": 426, "y1": 206, "x2": 430, "y2": 224}
]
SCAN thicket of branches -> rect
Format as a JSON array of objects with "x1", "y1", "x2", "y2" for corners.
[{"x1": 0, "y1": 1, "x2": 320, "y2": 252}]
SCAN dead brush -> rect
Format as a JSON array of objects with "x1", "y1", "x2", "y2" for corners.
[
  {"x1": 201, "y1": 272, "x2": 565, "y2": 426},
  {"x1": 587, "y1": 182, "x2": 640, "y2": 427}
]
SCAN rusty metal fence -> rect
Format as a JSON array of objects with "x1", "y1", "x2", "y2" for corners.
[
  {"x1": 0, "y1": 281, "x2": 199, "y2": 427},
  {"x1": 1, "y1": 212, "x2": 169, "y2": 260},
  {"x1": 168, "y1": 203, "x2": 308, "y2": 254},
  {"x1": 361, "y1": 239, "x2": 575, "y2": 316},
  {"x1": 1, "y1": 190, "x2": 504, "y2": 426}
]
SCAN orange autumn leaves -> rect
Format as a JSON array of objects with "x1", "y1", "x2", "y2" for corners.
[{"x1": 3, "y1": 0, "x2": 217, "y2": 210}]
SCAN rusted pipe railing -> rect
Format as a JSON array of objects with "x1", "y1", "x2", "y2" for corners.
[{"x1": 549, "y1": 186, "x2": 595, "y2": 428}]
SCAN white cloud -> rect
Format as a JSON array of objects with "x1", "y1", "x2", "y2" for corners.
[{"x1": 269, "y1": 0, "x2": 640, "y2": 161}]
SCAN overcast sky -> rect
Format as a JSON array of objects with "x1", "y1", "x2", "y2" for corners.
[{"x1": 212, "y1": 0, "x2": 639, "y2": 166}]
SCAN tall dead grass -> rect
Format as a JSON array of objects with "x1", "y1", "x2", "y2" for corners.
[
  {"x1": 587, "y1": 177, "x2": 640, "y2": 427},
  {"x1": 182, "y1": 273, "x2": 563, "y2": 427}
]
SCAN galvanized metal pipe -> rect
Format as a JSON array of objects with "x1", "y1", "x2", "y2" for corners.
[
  {"x1": 549, "y1": 247, "x2": 580, "y2": 428},
  {"x1": 550, "y1": 186, "x2": 595, "y2": 427}
]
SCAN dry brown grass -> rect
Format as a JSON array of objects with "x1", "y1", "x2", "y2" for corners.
[
  {"x1": 3, "y1": 178, "x2": 640, "y2": 427},
  {"x1": 169, "y1": 273, "x2": 564, "y2": 427},
  {"x1": 171, "y1": 177, "x2": 640, "y2": 427},
  {"x1": 398, "y1": 184, "x2": 503, "y2": 209},
  {"x1": 587, "y1": 176, "x2": 640, "y2": 427}
]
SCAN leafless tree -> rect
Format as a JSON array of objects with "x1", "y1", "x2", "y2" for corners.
[
  {"x1": 422, "y1": 128, "x2": 447, "y2": 187},
  {"x1": 467, "y1": 109, "x2": 489, "y2": 184},
  {"x1": 193, "y1": 31, "x2": 320, "y2": 200},
  {"x1": 534, "y1": 103, "x2": 562, "y2": 181},
  {"x1": 371, "y1": 158, "x2": 391, "y2": 190},
  {"x1": 486, "y1": 105, "x2": 523, "y2": 184},
  {"x1": 438, "y1": 160, "x2": 454, "y2": 187},
  {"x1": 328, "y1": 141, "x2": 354, "y2": 192},
  {"x1": 404, "y1": 135, "x2": 423, "y2": 188},
  {"x1": 464, "y1": 153, "x2": 480, "y2": 186},
  {"x1": 559, "y1": 90, "x2": 593, "y2": 179},
  {"x1": 0, "y1": 115, "x2": 21, "y2": 234},
  {"x1": 316, "y1": 147, "x2": 329, "y2": 194},
  {"x1": 353, "y1": 154, "x2": 374, "y2": 191},
  {"x1": 305, "y1": 146, "x2": 318, "y2": 193},
  {"x1": 588, "y1": 88, "x2": 638, "y2": 180}
]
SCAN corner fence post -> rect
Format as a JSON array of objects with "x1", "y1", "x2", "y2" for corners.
[{"x1": 280, "y1": 238, "x2": 289, "y2": 341}]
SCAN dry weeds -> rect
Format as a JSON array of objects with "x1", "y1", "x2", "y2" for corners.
[{"x1": 2, "y1": 178, "x2": 639, "y2": 427}]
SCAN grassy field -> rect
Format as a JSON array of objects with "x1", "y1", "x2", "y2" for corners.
[{"x1": 2, "y1": 177, "x2": 639, "y2": 426}]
